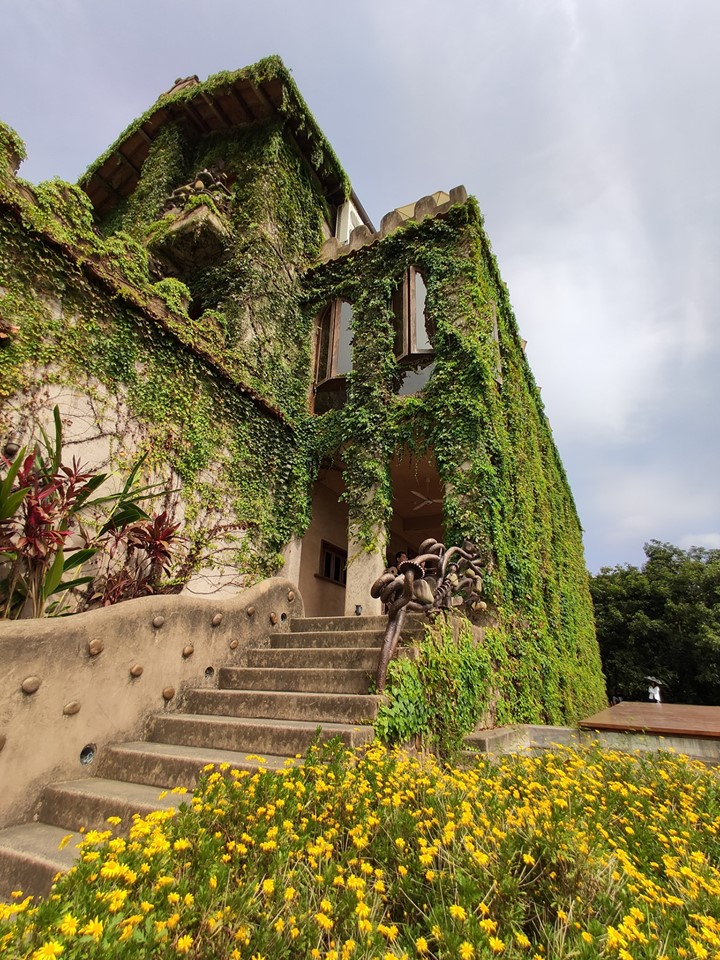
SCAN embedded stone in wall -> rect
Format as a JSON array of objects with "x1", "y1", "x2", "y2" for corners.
[{"x1": 148, "y1": 205, "x2": 231, "y2": 274}]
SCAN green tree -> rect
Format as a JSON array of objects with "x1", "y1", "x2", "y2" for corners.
[{"x1": 590, "y1": 541, "x2": 720, "y2": 704}]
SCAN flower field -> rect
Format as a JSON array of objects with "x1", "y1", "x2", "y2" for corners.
[{"x1": 1, "y1": 741, "x2": 719, "y2": 959}]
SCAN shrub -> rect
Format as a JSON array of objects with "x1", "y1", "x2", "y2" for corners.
[{"x1": 374, "y1": 613, "x2": 491, "y2": 755}]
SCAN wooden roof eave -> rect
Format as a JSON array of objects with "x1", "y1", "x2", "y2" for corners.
[{"x1": 81, "y1": 71, "x2": 352, "y2": 224}]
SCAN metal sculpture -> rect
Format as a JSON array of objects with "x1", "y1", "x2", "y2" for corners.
[{"x1": 371, "y1": 538, "x2": 486, "y2": 692}]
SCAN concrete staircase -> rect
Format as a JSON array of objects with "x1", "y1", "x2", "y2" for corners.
[{"x1": 0, "y1": 614, "x2": 409, "y2": 900}]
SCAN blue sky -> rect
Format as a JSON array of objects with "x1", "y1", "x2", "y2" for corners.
[{"x1": 3, "y1": 0, "x2": 719, "y2": 572}]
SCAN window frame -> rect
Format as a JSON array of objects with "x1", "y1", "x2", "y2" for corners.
[
  {"x1": 392, "y1": 266, "x2": 434, "y2": 365},
  {"x1": 314, "y1": 298, "x2": 354, "y2": 387},
  {"x1": 317, "y1": 539, "x2": 348, "y2": 587},
  {"x1": 336, "y1": 199, "x2": 364, "y2": 244}
]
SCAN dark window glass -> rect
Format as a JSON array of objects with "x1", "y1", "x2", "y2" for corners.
[
  {"x1": 398, "y1": 360, "x2": 436, "y2": 396},
  {"x1": 320, "y1": 541, "x2": 347, "y2": 586},
  {"x1": 336, "y1": 300, "x2": 353, "y2": 375},
  {"x1": 316, "y1": 306, "x2": 332, "y2": 382}
]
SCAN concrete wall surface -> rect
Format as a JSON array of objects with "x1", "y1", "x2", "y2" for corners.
[{"x1": 0, "y1": 578, "x2": 303, "y2": 828}]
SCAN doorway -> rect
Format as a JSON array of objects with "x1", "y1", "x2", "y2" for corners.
[
  {"x1": 388, "y1": 448, "x2": 444, "y2": 564},
  {"x1": 297, "y1": 462, "x2": 349, "y2": 618}
]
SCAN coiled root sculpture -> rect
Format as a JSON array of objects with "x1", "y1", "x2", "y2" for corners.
[{"x1": 371, "y1": 539, "x2": 486, "y2": 692}]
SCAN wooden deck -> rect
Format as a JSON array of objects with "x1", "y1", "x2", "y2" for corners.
[{"x1": 580, "y1": 702, "x2": 720, "y2": 740}]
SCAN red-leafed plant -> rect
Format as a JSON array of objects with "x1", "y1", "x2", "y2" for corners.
[
  {"x1": 0, "y1": 408, "x2": 180, "y2": 618},
  {"x1": 85, "y1": 510, "x2": 182, "y2": 608}
]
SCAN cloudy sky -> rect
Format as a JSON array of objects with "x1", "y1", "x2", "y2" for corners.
[{"x1": 2, "y1": 0, "x2": 719, "y2": 572}]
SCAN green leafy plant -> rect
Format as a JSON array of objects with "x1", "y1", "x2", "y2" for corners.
[
  {"x1": 151, "y1": 278, "x2": 191, "y2": 316},
  {"x1": 374, "y1": 612, "x2": 491, "y2": 756},
  {"x1": 591, "y1": 540, "x2": 720, "y2": 703}
]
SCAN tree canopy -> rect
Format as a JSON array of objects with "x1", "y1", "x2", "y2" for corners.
[{"x1": 590, "y1": 540, "x2": 720, "y2": 705}]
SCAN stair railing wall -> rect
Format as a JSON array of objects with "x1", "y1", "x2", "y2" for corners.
[{"x1": 0, "y1": 579, "x2": 302, "y2": 828}]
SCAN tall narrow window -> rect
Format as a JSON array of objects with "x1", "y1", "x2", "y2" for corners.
[
  {"x1": 313, "y1": 300, "x2": 356, "y2": 412},
  {"x1": 391, "y1": 267, "x2": 435, "y2": 396},
  {"x1": 392, "y1": 268, "x2": 434, "y2": 362},
  {"x1": 316, "y1": 304, "x2": 333, "y2": 384},
  {"x1": 412, "y1": 272, "x2": 432, "y2": 353},
  {"x1": 336, "y1": 200, "x2": 363, "y2": 244},
  {"x1": 314, "y1": 300, "x2": 354, "y2": 385}
]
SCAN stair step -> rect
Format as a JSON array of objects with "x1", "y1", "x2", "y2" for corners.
[
  {"x1": 291, "y1": 614, "x2": 425, "y2": 634},
  {"x1": 219, "y1": 666, "x2": 372, "y2": 694},
  {"x1": 270, "y1": 629, "x2": 385, "y2": 649},
  {"x1": 291, "y1": 615, "x2": 389, "y2": 633},
  {"x1": 1, "y1": 612, "x2": 408, "y2": 901},
  {"x1": 0, "y1": 823, "x2": 80, "y2": 900},
  {"x1": 97, "y1": 741, "x2": 294, "y2": 791},
  {"x1": 38, "y1": 778, "x2": 179, "y2": 835},
  {"x1": 185, "y1": 689, "x2": 381, "y2": 724},
  {"x1": 148, "y1": 713, "x2": 375, "y2": 756},
  {"x1": 246, "y1": 646, "x2": 381, "y2": 670}
]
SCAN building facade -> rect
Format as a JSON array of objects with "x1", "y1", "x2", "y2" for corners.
[{"x1": 0, "y1": 56, "x2": 606, "y2": 723}]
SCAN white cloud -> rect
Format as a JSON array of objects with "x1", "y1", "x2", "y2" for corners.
[{"x1": 678, "y1": 533, "x2": 720, "y2": 551}]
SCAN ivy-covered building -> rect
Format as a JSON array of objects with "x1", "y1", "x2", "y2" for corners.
[{"x1": 0, "y1": 56, "x2": 606, "y2": 722}]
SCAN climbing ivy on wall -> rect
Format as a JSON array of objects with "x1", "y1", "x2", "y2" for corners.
[
  {"x1": 0, "y1": 117, "x2": 324, "y2": 582},
  {"x1": 303, "y1": 201, "x2": 606, "y2": 724},
  {"x1": 80, "y1": 56, "x2": 349, "y2": 208},
  {"x1": 100, "y1": 123, "x2": 190, "y2": 239},
  {"x1": 98, "y1": 118, "x2": 326, "y2": 423},
  {"x1": 0, "y1": 82, "x2": 605, "y2": 724}
]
